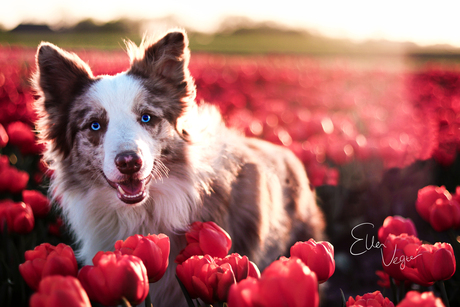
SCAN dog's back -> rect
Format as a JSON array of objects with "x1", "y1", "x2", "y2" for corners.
[
  {"x1": 202, "y1": 133, "x2": 324, "y2": 268},
  {"x1": 177, "y1": 102, "x2": 325, "y2": 268}
]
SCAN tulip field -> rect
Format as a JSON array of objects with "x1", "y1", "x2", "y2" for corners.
[{"x1": 2, "y1": 43, "x2": 460, "y2": 307}]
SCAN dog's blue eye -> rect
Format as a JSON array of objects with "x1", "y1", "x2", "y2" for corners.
[
  {"x1": 141, "y1": 114, "x2": 151, "y2": 123},
  {"x1": 91, "y1": 122, "x2": 101, "y2": 131}
]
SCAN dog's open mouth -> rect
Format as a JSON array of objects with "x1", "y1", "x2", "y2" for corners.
[{"x1": 106, "y1": 175, "x2": 152, "y2": 204}]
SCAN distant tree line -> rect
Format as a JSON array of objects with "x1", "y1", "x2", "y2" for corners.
[{"x1": 8, "y1": 18, "x2": 140, "y2": 34}]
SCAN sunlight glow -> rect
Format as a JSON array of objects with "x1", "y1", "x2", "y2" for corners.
[{"x1": 2, "y1": 0, "x2": 460, "y2": 47}]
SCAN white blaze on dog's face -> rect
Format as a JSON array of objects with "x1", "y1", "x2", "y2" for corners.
[
  {"x1": 34, "y1": 31, "x2": 196, "y2": 206},
  {"x1": 75, "y1": 74, "x2": 170, "y2": 204}
]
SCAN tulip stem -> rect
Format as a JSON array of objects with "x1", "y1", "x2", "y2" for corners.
[
  {"x1": 339, "y1": 288, "x2": 347, "y2": 307},
  {"x1": 398, "y1": 279, "x2": 405, "y2": 302},
  {"x1": 448, "y1": 229, "x2": 460, "y2": 269},
  {"x1": 439, "y1": 280, "x2": 450, "y2": 307},
  {"x1": 175, "y1": 274, "x2": 197, "y2": 307},
  {"x1": 389, "y1": 277, "x2": 398, "y2": 304},
  {"x1": 120, "y1": 297, "x2": 132, "y2": 307},
  {"x1": 145, "y1": 291, "x2": 152, "y2": 307}
]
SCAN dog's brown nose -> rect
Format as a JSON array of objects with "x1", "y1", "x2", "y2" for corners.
[{"x1": 115, "y1": 152, "x2": 142, "y2": 174}]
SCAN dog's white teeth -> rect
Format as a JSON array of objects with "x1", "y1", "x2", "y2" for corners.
[{"x1": 117, "y1": 185, "x2": 143, "y2": 198}]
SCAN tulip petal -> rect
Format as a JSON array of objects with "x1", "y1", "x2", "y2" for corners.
[
  {"x1": 192, "y1": 275, "x2": 213, "y2": 304},
  {"x1": 199, "y1": 225, "x2": 231, "y2": 257},
  {"x1": 432, "y1": 248, "x2": 456, "y2": 281}
]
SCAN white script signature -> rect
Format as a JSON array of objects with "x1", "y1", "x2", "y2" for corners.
[{"x1": 349, "y1": 222, "x2": 422, "y2": 270}]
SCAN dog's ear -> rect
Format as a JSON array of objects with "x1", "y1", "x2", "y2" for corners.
[
  {"x1": 129, "y1": 31, "x2": 190, "y2": 82},
  {"x1": 33, "y1": 42, "x2": 94, "y2": 158},
  {"x1": 128, "y1": 30, "x2": 196, "y2": 122},
  {"x1": 35, "y1": 42, "x2": 94, "y2": 109}
]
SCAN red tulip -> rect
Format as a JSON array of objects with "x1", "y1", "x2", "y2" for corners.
[
  {"x1": 6, "y1": 121, "x2": 43, "y2": 154},
  {"x1": 6, "y1": 121, "x2": 35, "y2": 147},
  {"x1": 91, "y1": 250, "x2": 120, "y2": 265},
  {"x1": 114, "y1": 233, "x2": 170, "y2": 282},
  {"x1": 48, "y1": 217, "x2": 63, "y2": 237},
  {"x1": 376, "y1": 270, "x2": 391, "y2": 288},
  {"x1": 416, "y1": 185, "x2": 451, "y2": 222},
  {"x1": 432, "y1": 144, "x2": 456, "y2": 167},
  {"x1": 0, "y1": 155, "x2": 9, "y2": 170},
  {"x1": 227, "y1": 277, "x2": 260, "y2": 307},
  {"x1": 78, "y1": 252, "x2": 149, "y2": 306},
  {"x1": 217, "y1": 253, "x2": 260, "y2": 282},
  {"x1": 306, "y1": 162, "x2": 337, "y2": 187},
  {"x1": 19, "y1": 243, "x2": 78, "y2": 290},
  {"x1": 228, "y1": 257, "x2": 319, "y2": 307},
  {"x1": 0, "y1": 123, "x2": 8, "y2": 147},
  {"x1": 346, "y1": 291, "x2": 394, "y2": 307},
  {"x1": 381, "y1": 234, "x2": 422, "y2": 282},
  {"x1": 290, "y1": 239, "x2": 335, "y2": 283},
  {"x1": 176, "y1": 254, "x2": 211, "y2": 299},
  {"x1": 402, "y1": 243, "x2": 456, "y2": 286},
  {"x1": 0, "y1": 200, "x2": 34, "y2": 234},
  {"x1": 378, "y1": 216, "x2": 417, "y2": 244},
  {"x1": 258, "y1": 257, "x2": 319, "y2": 307},
  {"x1": 29, "y1": 276, "x2": 91, "y2": 307},
  {"x1": 451, "y1": 186, "x2": 460, "y2": 204},
  {"x1": 176, "y1": 254, "x2": 236, "y2": 304},
  {"x1": 175, "y1": 221, "x2": 232, "y2": 264},
  {"x1": 428, "y1": 197, "x2": 460, "y2": 232},
  {"x1": 397, "y1": 291, "x2": 445, "y2": 307},
  {"x1": 375, "y1": 270, "x2": 411, "y2": 289},
  {"x1": 0, "y1": 164, "x2": 29, "y2": 194},
  {"x1": 22, "y1": 190, "x2": 51, "y2": 218}
]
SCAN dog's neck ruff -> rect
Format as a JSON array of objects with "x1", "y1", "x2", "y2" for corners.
[{"x1": 52, "y1": 161, "x2": 203, "y2": 264}]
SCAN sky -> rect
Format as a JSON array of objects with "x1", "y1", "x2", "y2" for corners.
[{"x1": 2, "y1": 0, "x2": 460, "y2": 47}]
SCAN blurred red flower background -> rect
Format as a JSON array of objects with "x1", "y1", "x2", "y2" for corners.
[{"x1": 2, "y1": 44, "x2": 460, "y2": 306}]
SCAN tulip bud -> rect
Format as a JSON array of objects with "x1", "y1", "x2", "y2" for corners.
[
  {"x1": 7, "y1": 121, "x2": 35, "y2": 148},
  {"x1": 78, "y1": 253, "x2": 149, "y2": 306},
  {"x1": 0, "y1": 155, "x2": 9, "y2": 170},
  {"x1": 377, "y1": 215, "x2": 417, "y2": 244},
  {"x1": 381, "y1": 234, "x2": 422, "y2": 283},
  {"x1": 0, "y1": 200, "x2": 34, "y2": 234},
  {"x1": 402, "y1": 242, "x2": 456, "y2": 286},
  {"x1": 19, "y1": 243, "x2": 78, "y2": 290},
  {"x1": 0, "y1": 123, "x2": 8, "y2": 147},
  {"x1": 416, "y1": 185, "x2": 450, "y2": 222},
  {"x1": 48, "y1": 217, "x2": 63, "y2": 237},
  {"x1": 227, "y1": 277, "x2": 260, "y2": 307},
  {"x1": 22, "y1": 190, "x2": 51, "y2": 218},
  {"x1": 175, "y1": 221, "x2": 232, "y2": 264},
  {"x1": 176, "y1": 254, "x2": 237, "y2": 304},
  {"x1": 217, "y1": 253, "x2": 261, "y2": 281},
  {"x1": 346, "y1": 291, "x2": 394, "y2": 307},
  {"x1": 30, "y1": 276, "x2": 91, "y2": 307},
  {"x1": 115, "y1": 233, "x2": 170, "y2": 283},
  {"x1": 6, "y1": 121, "x2": 43, "y2": 155},
  {"x1": 429, "y1": 198, "x2": 460, "y2": 232},
  {"x1": 290, "y1": 239, "x2": 335, "y2": 283},
  {"x1": 397, "y1": 291, "x2": 445, "y2": 307},
  {"x1": 0, "y1": 165, "x2": 29, "y2": 194},
  {"x1": 228, "y1": 257, "x2": 319, "y2": 307}
]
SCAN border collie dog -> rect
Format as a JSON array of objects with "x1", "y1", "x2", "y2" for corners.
[{"x1": 34, "y1": 29, "x2": 325, "y2": 305}]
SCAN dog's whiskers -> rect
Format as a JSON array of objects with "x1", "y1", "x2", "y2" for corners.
[
  {"x1": 89, "y1": 171, "x2": 104, "y2": 187},
  {"x1": 151, "y1": 160, "x2": 169, "y2": 183}
]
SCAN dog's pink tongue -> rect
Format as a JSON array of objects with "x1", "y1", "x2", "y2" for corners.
[
  {"x1": 118, "y1": 179, "x2": 144, "y2": 195},
  {"x1": 116, "y1": 179, "x2": 147, "y2": 204}
]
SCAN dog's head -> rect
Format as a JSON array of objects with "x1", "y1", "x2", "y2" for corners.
[{"x1": 34, "y1": 30, "x2": 196, "y2": 205}]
